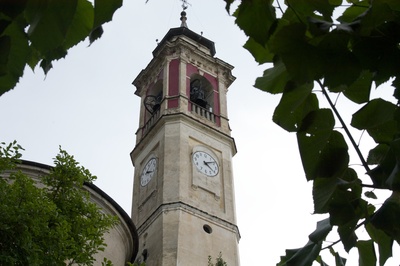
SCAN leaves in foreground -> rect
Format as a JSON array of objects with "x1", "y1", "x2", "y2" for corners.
[
  {"x1": 0, "y1": 0, "x2": 122, "y2": 96},
  {"x1": 225, "y1": 0, "x2": 400, "y2": 265}
]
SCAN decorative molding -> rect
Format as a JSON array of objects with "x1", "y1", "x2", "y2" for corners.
[{"x1": 136, "y1": 201, "x2": 240, "y2": 240}]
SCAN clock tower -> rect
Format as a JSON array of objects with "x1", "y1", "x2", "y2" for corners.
[{"x1": 131, "y1": 11, "x2": 240, "y2": 265}]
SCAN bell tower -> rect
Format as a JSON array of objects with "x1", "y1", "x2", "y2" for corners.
[{"x1": 131, "y1": 11, "x2": 240, "y2": 265}]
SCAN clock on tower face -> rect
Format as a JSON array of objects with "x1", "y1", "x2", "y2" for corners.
[
  {"x1": 192, "y1": 151, "x2": 219, "y2": 177},
  {"x1": 140, "y1": 158, "x2": 157, "y2": 187}
]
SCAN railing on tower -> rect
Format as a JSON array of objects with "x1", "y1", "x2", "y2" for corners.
[
  {"x1": 190, "y1": 102, "x2": 216, "y2": 123},
  {"x1": 142, "y1": 108, "x2": 160, "y2": 136},
  {"x1": 140, "y1": 101, "x2": 217, "y2": 138}
]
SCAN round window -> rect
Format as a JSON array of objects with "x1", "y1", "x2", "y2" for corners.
[{"x1": 203, "y1": 224, "x2": 212, "y2": 234}]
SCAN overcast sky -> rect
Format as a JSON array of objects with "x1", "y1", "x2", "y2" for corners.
[{"x1": 0, "y1": 0, "x2": 398, "y2": 265}]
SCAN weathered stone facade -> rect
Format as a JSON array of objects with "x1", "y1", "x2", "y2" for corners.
[{"x1": 131, "y1": 24, "x2": 240, "y2": 265}]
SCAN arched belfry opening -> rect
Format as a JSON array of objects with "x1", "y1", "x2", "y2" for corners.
[
  {"x1": 189, "y1": 74, "x2": 214, "y2": 111},
  {"x1": 144, "y1": 80, "x2": 163, "y2": 115}
]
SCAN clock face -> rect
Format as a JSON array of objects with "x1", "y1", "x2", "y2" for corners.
[
  {"x1": 192, "y1": 151, "x2": 219, "y2": 177},
  {"x1": 141, "y1": 158, "x2": 157, "y2": 187}
]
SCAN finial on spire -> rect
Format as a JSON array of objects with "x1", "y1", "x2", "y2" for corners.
[
  {"x1": 180, "y1": 0, "x2": 190, "y2": 28},
  {"x1": 180, "y1": 10, "x2": 188, "y2": 28}
]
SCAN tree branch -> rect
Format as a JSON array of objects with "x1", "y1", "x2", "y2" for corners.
[
  {"x1": 275, "y1": 0, "x2": 284, "y2": 15},
  {"x1": 361, "y1": 183, "x2": 381, "y2": 189},
  {"x1": 317, "y1": 80, "x2": 371, "y2": 173},
  {"x1": 321, "y1": 220, "x2": 366, "y2": 251}
]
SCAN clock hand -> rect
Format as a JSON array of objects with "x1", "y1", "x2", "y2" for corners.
[
  {"x1": 146, "y1": 170, "x2": 153, "y2": 174},
  {"x1": 203, "y1": 161, "x2": 214, "y2": 171}
]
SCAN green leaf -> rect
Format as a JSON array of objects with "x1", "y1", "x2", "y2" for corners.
[
  {"x1": 351, "y1": 99, "x2": 397, "y2": 143},
  {"x1": 0, "y1": 35, "x2": 11, "y2": 76},
  {"x1": 313, "y1": 170, "x2": 366, "y2": 244},
  {"x1": 308, "y1": 218, "x2": 333, "y2": 243},
  {"x1": 269, "y1": 23, "x2": 323, "y2": 83},
  {"x1": 393, "y1": 77, "x2": 400, "y2": 101},
  {"x1": 364, "y1": 191, "x2": 377, "y2": 199},
  {"x1": 287, "y1": 0, "x2": 336, "y2": 20},
  {"x1": 366, "y1": 223, "x2": 393, "y2": 266},
  {"x1": 277, "y1": 241, "x2": 322, "y2": 266},
  {"x1": 337, "y1": 1, "x2": 369, "y2": 23},
  {"x1": 368, "y1": 141, "x2": 399, "y2": 191},
  {"x1": 40, "y1": 59, "x2": 53, "y2": 75},
  {"x1": 315, "y1": 255, "x2": 328, "y2": 266},
  {"x1": 337, "y1": 219, "x2": 358, "y2": 252},
  {"x1": 324, "y1": 47, "x2": 361, "y2": 88},
  {"x1": 328, "y1": 176, "x2": 365, "y2": 223},
  {"x1": 89, "y1": 26, "x2": 104, "y2": 45},
  {"x1": 243, "y1": 37, "x2": 273, "y2": 64},
  {"x1": 329, "y1": 0, "x2": 342, "y2": 5},
  {"x1": 93, "y1": 0, "x2": 122, "y2": 29},
  {"x1": 313, "y1": 177, "x2": 346, "y2": 214},
  {"x1": 385, "y1": 139, "x2": 400, "y2": 190},
  {"x1": 329, "y1": 247, "x2": 347, "y2": 266},
  {"x1": 0, "y1": 19, "x2": 29, "y2": 95},
  {"x1": 367, "y1": 144, "x2": 389, "y2": 165},
  {"x1": 351, "y1": 19, "x2": 400, "y2": 87},
  {"x1": 371, "y1": 191, "x2": 400, "y2": 243},
  {"x1": 330, "y1": 70, "x2": 373, "y2": 104},
  {"x1": 300, "y1": 108, "x2": 335, "y2": 134},
  {"x1": 25, "y1": 0, "x2": 79, "y2": 54},
  {"x1": 0, "y1": 0, "x2": 28, "y2": 19},
  {"x1": 64, "y1": 0, "x2": 94, "y2": 50},
  {"x1": 223, "y1": 0, "x2": 234, "y2": 13},
  {"x1": 298, "y1": 117, "x2": 349, "y2": 180},
  {"x1": 254, "y1": 60, "x2": 288, "y2": 94},
  {"x1": 234, "y1": 0, "x2": 276, "y2": 46},
  {"x1": 342, "y1": 70, "x2": 373, "y2": 103},
  {"x1": 318, "y1": 31, "x2": 361, "y2": 89},
  {"x1": 273, "y1": 83, "x2": 316, "y2": 132},
  {"x1": 356, "y1": 240, "x2": 377, "y2": 266},
  {"x1": 27, "y1": 47, "x2": 41, "y2": 71},
  {"x1": 385, "y1": 164, "x2": 400, "y2": 191},
  {"x1": 358, "y1": 1, "x2": 397, "y2": 36}
]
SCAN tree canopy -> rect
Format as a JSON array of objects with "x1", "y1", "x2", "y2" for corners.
[
  {"x1": 224, "y1": 0, "x2": 400, "y2": 265},
  {"x1": 0, "y1": 142, "x2": 118, "y2": 265},
  {"x1": 0, "y1": 0, "x2": 122, "y2": 96}
]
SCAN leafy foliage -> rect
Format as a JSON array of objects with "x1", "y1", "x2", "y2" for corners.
[
  {"x1": 0, "y1": 142, "x2": 118, "y2": 265},
  {"x1": 224, "y1": 0, "x2": 400, "y2": 265},
  {"x1": 0, "y1": 0, "x2": 122, "y2": 96},
  {"x1": 126, "y1": 261, "x2": 146, "y2": 266},
  {"x1": 208, "y1": 252, "x2": 228, "y2": 266}
]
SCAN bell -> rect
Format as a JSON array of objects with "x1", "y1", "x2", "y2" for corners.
[{"x1": 190, "y1": 79, "x2": 207, "y2": 108}]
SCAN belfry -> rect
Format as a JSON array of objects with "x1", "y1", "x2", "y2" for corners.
[{"x1": 131, "y1": 10, "x2": 240, "y2": 265}]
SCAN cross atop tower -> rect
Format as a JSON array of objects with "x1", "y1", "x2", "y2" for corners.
[{"x1": 181, "y1": 0, "x2": 189, "y2": 10}]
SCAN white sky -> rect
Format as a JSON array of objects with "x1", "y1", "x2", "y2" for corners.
[{"x1": 0, "y1": 0, "x2": 398, "y2": 265}]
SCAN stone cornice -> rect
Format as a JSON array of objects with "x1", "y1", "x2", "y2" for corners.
[
  {"x1": 136, "y1": 201, "x2": 241, "y2": 241},
  {"x1": 131, "y1": 112, "x2": 237, "y2": 163}
]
